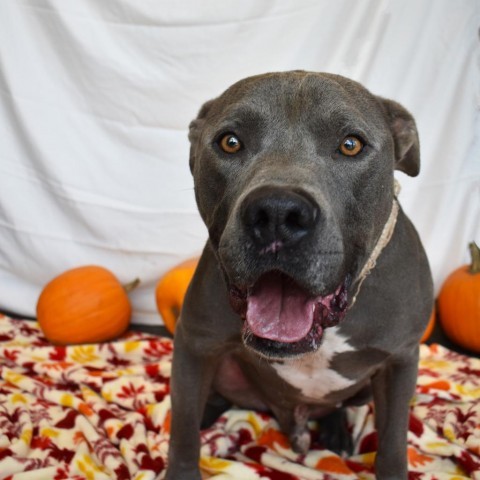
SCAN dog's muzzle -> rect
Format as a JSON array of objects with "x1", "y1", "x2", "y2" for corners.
[{"x1": 225, "y1": 186, "x2": 350, "y2": 358}]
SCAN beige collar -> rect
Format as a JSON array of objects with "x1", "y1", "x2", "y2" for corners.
[{"x1": 350, "y1": 180, "x2": 400, "y2": 306}]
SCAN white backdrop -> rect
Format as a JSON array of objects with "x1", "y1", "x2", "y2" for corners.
[{"x1": 0, "y1": 0, "x2": 479, "y2": 325}]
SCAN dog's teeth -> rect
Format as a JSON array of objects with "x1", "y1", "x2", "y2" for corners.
[
  {"x1": 316, "y1": 304, "x2": 329, "y2": 321},
  {"x1": 330, "y1": 284, "x2": 348, "y2": 312}
]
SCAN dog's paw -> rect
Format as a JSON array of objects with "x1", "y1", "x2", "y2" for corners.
[
  {"x1": 164, "y1": 471, "x2": 202, "y2": 480},
  {"x1": 290, "y1": 428, "x2": 311, "y2": 454},
  {"x1": 317, "y1": 409, "x2": 353, "y2": 457}
]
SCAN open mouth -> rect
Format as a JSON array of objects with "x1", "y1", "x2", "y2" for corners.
[{"x1": 229, "y1": 271, "x2": 349, "y2": 359}]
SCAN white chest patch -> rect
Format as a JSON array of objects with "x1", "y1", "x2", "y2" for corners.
[{"x1": 272, "y1": 327, "x2": 356, "y2": 400}]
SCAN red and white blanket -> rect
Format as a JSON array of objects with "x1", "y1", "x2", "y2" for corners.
[{"x1": 0, "y1": 314, "x2": 479, "y2": 479}]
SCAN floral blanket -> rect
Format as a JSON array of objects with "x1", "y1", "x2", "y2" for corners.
[{"x1": 0, "y1": 314, "x2": 480, "y2": 480}]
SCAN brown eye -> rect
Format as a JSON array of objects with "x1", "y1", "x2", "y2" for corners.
[
  {"x1": 339, "y1": 136, "x2": 364, "y2": 156},
  {"x1": 219, "y1": 133, "x2": 242, "y2": 154}
]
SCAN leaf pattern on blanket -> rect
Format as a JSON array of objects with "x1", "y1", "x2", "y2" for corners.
[{"x1": 0, "y1": 314, "x2": 479, "y2": 479}]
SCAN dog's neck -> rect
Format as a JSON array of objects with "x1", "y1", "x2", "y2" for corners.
[{"x1": 351, "y1": 181, "x2": 400, "y2": 306}]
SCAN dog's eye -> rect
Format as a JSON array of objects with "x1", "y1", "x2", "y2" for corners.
[
  {"x1": 219, "y1": 133, "x2": 242, "y2": 154},
  {"x1": 339, "y1": 136, "x2": 364, "y2": 156}
]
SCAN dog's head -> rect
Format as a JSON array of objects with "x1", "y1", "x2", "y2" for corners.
[{"x1": 188, "y1": 72, "x2": 419, "y2": 359}]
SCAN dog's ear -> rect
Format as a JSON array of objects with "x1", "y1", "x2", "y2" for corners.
[
  {"x1": 188, "y1": 99, "x2": 215, "y2": 173},
  {"x1": 378, "y1": 98, "x2": 420, "y2": 177}
]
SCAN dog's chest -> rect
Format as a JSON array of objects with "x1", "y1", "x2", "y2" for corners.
[{"x1": 271, "y1": 327, "x2": 356, "y2": 400}]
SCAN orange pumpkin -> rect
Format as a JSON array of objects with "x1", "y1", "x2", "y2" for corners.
[
  {"x1": 438, "y1": 242, "x2": 480, "y2": 353},
  {"x1": 155, "y1": 258, "x2": 199, "y2": 334},
  {"x1": 420, "y1": 307, "x2": 436, "y2": 343},
  {"x1": 37, "y1": 266, "x2": 138, "y2": 345}
]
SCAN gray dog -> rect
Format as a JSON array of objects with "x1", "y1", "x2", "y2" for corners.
[{"x1": 165, "y1": 71, "x2": 433, "y2": 480}]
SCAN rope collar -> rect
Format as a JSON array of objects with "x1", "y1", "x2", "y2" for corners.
[{"x1": 350, "y1": 181, "x2": 400, "y2": 307}]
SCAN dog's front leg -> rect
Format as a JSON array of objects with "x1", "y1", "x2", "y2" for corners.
[
  {"x1": 371, "y1": 348, "x2": 419, "y2": 480},
  {"x1": 165, "y1": 325, "x2": 217, "y2": 480}
]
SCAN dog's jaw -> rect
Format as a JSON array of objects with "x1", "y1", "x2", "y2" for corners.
[{"x1": 229, "y1": 272, "x2": 349, "y2": 359}]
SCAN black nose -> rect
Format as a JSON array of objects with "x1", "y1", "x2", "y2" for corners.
[{"x1": 241, "y1": 186, "x2": 319, "y2": 248}]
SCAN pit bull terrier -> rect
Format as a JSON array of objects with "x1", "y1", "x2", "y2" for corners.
[{"x1": 165, "y1": 71, "x2": 433, "y2": 480}]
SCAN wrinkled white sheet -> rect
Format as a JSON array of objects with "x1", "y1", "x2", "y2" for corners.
[{"x1": 0, "y1": 0, "x2": 479, "y2": 325}]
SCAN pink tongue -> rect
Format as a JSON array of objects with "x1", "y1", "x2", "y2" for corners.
[{"x1": 246, "y1": 273, "x2": 315, "y2": 343}]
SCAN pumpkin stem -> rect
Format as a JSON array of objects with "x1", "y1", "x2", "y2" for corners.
[
  {"x1": 468, "y1": 242, "x2": 480, "y2": 274},
  {"x1": 123, "y1": 278, "x2": 141, "y2": 293}
]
